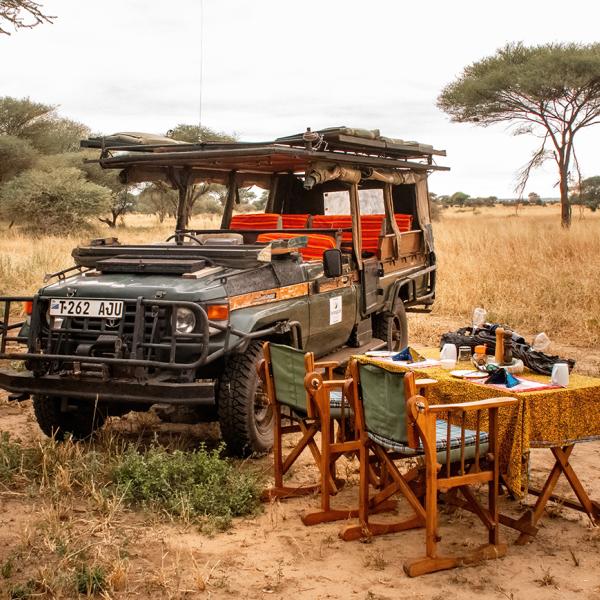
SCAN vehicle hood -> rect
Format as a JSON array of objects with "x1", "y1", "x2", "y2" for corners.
[{"x1": 39, "y1": 266, "x2": 229, "y2": 303}]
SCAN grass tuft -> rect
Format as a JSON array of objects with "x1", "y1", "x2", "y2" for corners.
[{"x1": 73, "y1": 564, "x2": 108, "y2": 596}]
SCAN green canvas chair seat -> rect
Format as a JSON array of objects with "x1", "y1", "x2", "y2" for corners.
[{"x1": 358, "y1": 362, "x2": 487, "y2": 464}]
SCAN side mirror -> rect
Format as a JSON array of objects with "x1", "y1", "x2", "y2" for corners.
[{"x1": 323, "y1": 249, "x2": 343, "y2": 278}]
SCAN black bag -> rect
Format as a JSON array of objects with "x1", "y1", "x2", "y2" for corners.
[{"x1": 440, "y1": 324, "x2": 575, "y2": 376}]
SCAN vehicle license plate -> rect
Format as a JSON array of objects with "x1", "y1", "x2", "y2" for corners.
[{"x1": 49, "y1": 298, "x2": 124, "y2": 319}]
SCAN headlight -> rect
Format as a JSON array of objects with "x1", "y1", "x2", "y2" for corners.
[
  {"x1": 45, "y1": 309, "x2": 64, "y2": 329},
  {"x1": 175, "y1": 307, "x2": 196, "y2": 334}
]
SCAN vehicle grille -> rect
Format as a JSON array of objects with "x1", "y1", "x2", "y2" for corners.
[{"x1": 41, "y1": 300, "x2": 170, "y2": 363}]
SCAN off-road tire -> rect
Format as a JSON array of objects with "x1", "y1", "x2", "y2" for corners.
[
  {"x1": 33, "y1": 395, "x2": 106, "y2": 440},
  {"x1": 373, "y1": 303, "x2": 408, "y2": 351},
  {"x1": 217, "y1": 341, "x2": 274, "y2": 456}
]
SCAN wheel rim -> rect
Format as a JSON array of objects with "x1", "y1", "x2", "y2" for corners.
[
  {"x1": 253, "y1": 380, "x2": 273, "y2": 436},
  {"x1": 388, "y1": 315, "x2": 404, "y2": 351}
]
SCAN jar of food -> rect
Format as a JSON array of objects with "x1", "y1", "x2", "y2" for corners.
[{"x1": 473, "y1": 344, "x2": 487, "y2": 367}]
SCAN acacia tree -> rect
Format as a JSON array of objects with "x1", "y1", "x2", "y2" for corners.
[
  {"x1": 576, "y1": 175, "x2": 600, "y2": 212},
  {"x1": 0, "y1": 0, "x2": 54, "y2": 34},
  {"x1": 167, "y1": 124, "x2": 237, "y2": 226},
  {"x1": 0, "y1": 96, "x2": 89, "y2": 154},
  {"x1": 438, "y1": 42, "x2": 600, "y2": 228}
]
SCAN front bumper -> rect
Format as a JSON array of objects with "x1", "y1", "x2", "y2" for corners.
[{"x1": 0, "y1": 367, "x2": 216, "y2": 405}]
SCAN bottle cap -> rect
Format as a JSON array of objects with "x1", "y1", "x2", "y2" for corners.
[{"x1": 474, "y1": 344, "x2": 486, "y2": 354}]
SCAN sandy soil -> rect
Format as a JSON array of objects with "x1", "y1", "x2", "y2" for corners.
[{"x1": 0, "y1": 388, "x2": 599, "y2": 600}]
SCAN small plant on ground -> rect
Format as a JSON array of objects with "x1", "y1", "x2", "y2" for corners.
[
  {"x1": 73, "y1": 564, "x2": 108, "y2": 596},
  {"x1": 113, "y1": 442, "x2": 261, "y2": 525}
]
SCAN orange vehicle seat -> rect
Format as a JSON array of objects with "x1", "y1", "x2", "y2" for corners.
[
  {"x1": 312, "y1": 215, "x2": 353, "y2": 245},
  {"x1": 281, "y1": 214, "x2": 310, "y2": 229},
  {"x1": 256, "y1": 232, "x2": 336, "y2": 262},
  {"x1": 394, "y1": 214, "x2": 413, "y2": 232},
  {"x1": 230, "y1": 213, "x2": 282, "y2": 229}
]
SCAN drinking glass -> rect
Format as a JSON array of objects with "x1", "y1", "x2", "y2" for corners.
[
  {"x1": 440, "y1": 343, "x2": 457, "y2": 362},
  {"x1": 532, "y1": 332, "x2": 551, "y2": 352},
  {"x1": 551, "y1": 363, "x2": 569, "y2": 387},
  {"x1": 458, "y1": 346, "x2": 472, "y2": 363},
  {"x1": 472, "y1": 307, "x2": 487, "y2": 331}
]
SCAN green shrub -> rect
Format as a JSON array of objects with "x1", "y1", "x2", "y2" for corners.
[{"x1": 113, "y1": 443, "x2": 260, "y2": 523}]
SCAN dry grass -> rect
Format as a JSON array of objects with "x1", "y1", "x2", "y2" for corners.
[
  {"x1": 1, "y1": 206, "x2": 599, "y2": 346},
  {"x1": 0, "y1": 213, "x2": 220, "y2": 297},
  {"x1": 431, "y1": 205, "x2": 600, "y2": 346}
]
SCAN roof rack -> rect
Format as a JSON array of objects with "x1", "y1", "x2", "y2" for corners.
[{"x1": 82, "y1": 126, "x2": 447, "y2": 175}]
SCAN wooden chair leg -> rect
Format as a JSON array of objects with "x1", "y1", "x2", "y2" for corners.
[
  {"x1": 273, "y1": 405, "x2": 283, "y2": 488},
  {"x1": 262, "y1": 419, "x2": 326, "y2": 501},
  {"x1": 339, "y1": 444, "x2": 424, "y2": 541}
]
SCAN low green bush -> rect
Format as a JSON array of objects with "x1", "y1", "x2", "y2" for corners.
[{"x1": 114, "y1": 442, "x2": 260, "y2": 525}]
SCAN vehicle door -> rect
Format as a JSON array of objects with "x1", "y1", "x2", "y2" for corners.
[{"x1": 302, "y1": 262, "x2": 356, "y2": 356}]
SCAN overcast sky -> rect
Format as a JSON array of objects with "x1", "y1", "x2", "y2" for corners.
[{"x1": 1, "y1": 0, "x2": 599, "y2": 197}]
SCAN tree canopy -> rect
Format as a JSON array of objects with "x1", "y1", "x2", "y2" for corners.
[
  {"x1": 438, "y1": 42, "x2": 600, "y2": 227},
  {"x1": 0, "y1": 167, "x2": 111, "y2": 233},
  {"x1": 575, "y1": 175, "x2": 600, "y2": 212},
  {"x1": 0, "y1": 135, "x2": 38, "y2": 184},
  {"x1": 0, "y1": 0, "x2": 53, "y2": 35},
  {"x1": 168, "y1": 124, "x2": 236, "y2": 144},
  {"x1": 0, "y1": 96, "x2": 89, "y2": 154}
]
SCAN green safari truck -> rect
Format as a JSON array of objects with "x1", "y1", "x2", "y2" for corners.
[{"x1": 0, "y1": 126, "x2": 447, "y2": 455}]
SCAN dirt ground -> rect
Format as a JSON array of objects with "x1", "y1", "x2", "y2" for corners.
[{"x1": 1, "y1": 393, "x2": 599, "y2": 600}]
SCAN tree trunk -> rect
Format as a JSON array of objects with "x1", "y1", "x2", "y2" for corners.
[
  {"x1": 175, "y1": 185, "x2": 190, "y2": 232},
  {"x1": 99, "y1": 212, "x2": 118, "y2": 228},
  {"x1": 559, "y1": 163, "x2": 571, "y2": 228}
]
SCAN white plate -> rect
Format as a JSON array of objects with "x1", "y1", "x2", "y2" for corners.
[
  {"x1": 450, "y1": 369, "x2": 487, "y2": 379},
  {"x1": 364, "y1": 351, "x2": 399, "y2": 357}
]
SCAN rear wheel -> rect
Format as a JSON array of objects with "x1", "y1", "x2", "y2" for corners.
[
  {"x1": 373, "y1": 303, "x2": 408, "y2": 351},
  {"x1": 33, "y1": 395, "x2": 106, "y2": 440},
  {"x1": 217, "y1": 341, "x2": 274, "y2": 456}
]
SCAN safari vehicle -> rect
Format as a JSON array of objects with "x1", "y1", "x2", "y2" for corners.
[{"x1": 0, "y1": 126, "x2": 447, "y2": 455}]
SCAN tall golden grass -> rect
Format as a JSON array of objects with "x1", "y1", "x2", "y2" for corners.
[
  {"x1": 0, "y1": 206, "x2": 598, "y2": 346},
  {"x1": 432, "y1": 205, "x2": 600, "y2": 346}
]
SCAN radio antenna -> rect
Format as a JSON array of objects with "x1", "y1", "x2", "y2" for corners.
[{"x1": 198, "y1": 0, "x2": 205, "y2": 141}]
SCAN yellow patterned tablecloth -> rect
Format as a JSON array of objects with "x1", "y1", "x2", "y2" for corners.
[{"x1": 356, "y1": 349, "x2": 600, "y2": 497}]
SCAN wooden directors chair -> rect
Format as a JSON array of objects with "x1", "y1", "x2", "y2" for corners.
[
  {"x1": 258, "y1": 342, "x2": 360, "y2": 524},
  {"x1": 341, "y1": 360, "x2": 517, "y2": 577}
]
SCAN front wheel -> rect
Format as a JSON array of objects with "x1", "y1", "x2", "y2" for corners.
[
  {"x1": 373, "y1": 303, "x2": 408, "y2": 351},
  {"x1": 33, "y1": 395, "x2": 106, "y2": 440},
  {"x1": 217, "y1": 341, "x2": 274, "y2": 456}
]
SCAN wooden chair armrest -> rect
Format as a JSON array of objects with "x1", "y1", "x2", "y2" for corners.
[
  {"x1": 321, "y1": 379, "x2": 349, "y2": 389},
  {"x1": 427, "y1": 397, "x2": 518, "y2": 414},
  {"x1": 315, "y1": 360, "x2": 339, "y2": 379},
  {"x1": 315, "y1": 361, "x2": 339, "y2": 369},
  {"x1": 415, "y1": 378, "x2": 437, "y2": 387}
]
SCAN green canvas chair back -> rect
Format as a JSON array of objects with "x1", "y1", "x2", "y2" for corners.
[
  {"x1": 269, "y1": 343, "x2": 309, "y2": 413},
  {"x1": 359, "y1": 363, "x2": 409, "y2": 445}
]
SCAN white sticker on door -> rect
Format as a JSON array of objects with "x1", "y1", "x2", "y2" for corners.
[{"x1": 329, "y1": 296, "x2": 342, "y2": 325}]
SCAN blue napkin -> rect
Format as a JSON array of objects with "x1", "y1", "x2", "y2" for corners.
[
  {"x1": 484, "y1": 366, "x2": 520, "y2": 388},
  {"x1": 392, "y1": 347, "x2": 413, "y2": 361}
]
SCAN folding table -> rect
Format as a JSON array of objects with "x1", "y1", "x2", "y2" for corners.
[{"x1": 357, "y1": 350, "x2": 600, "y2": 541}]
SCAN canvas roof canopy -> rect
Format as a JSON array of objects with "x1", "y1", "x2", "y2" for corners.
[{"x1": 83, "y1": 126, "x2": 448, "y2": 188}]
